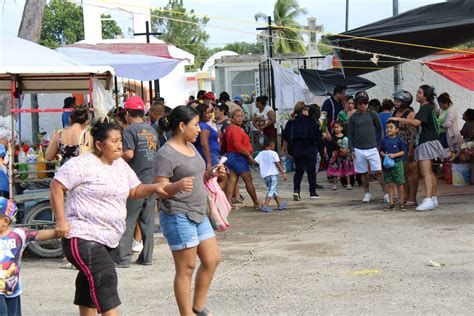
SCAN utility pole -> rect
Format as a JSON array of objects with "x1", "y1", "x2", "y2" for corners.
[
  {"x1": 393, "y1": 0, "x2": 401, "y2": 91},
  {"x1": 134, "y1": 21, "x2": 162, "y2": 104},
  {"x1": 256, "y1": 16, "x2": 276, "y2": 111},
  {"x1": 256, "y1": 16, "x2": 277, "y2": 149},
  {"x1": 345, "y1": 0, "x2": 349, "y2": 31}
]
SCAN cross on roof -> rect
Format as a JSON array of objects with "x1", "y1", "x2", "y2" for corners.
[{"x1": 302, "y1": 17, "x2": 324, "y2": 56}]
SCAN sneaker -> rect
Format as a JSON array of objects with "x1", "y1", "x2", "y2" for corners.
[
  {"x1": 384, "y1": 194, "x2": 390, "y2": 204},
  {"x1": 132, "y1": 240, "x2": 144, "y2": 253},
  {"x1": 416, "y1": 198, "x2": 435, "y2": 211},
  {"x1": 309, "y1": 192, "x2": 320, "y2": 199},
  {"x1": 362, "y1": 192, "x2": 372, "y2": 203},
  {"x1": 316, "y1": 183, "x2": 324, "y2": 190},
  {"x1": 432, "y1": 196, "x2": 439, "y2": 208},
  {"x1": 278, "y1": 200, "x2": 287, "y2": 210},
  {"x1": 346, "y1": 184, "x2": 352, "y2": 190},
  {"x1": 331, "y1": 184, "x2": 337, "y2": 191},
  {"x1": 259, "y1": 206, "x2": 273, "y2": 212},
  {"x1": 293, "y1": 192, "x2": 301, "y2": 201}
]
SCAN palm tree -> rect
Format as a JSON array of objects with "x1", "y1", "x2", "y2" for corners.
[{"x1": 255, "y1": 0, "x2": 307, "y2": 55}]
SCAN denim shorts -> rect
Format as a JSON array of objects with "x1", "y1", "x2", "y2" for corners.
[
  {"x1": 159, "y1": 212, "x2": 216, "y2": 251},
  {"x1": 264, "y1": 175, "x2": 279, "y2": 198}
]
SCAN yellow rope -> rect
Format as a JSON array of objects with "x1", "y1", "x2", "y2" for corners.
[{"x1": 94, "y1": 0, "x2": 474, "y2": 54}]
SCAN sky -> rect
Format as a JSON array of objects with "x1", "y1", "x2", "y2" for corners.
[{"x1": 1, "y1": 0, "x2": 446, "y2": 47}]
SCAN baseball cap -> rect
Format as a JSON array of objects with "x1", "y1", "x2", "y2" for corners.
[
  {"x1": 233, "y1": 95, "x2": 242, "y2": 102},
  {"x1": 354, "y1": 90, "x2": 369, "y2": 103},
  {"x1": 124, "y1": 96, "x2": 145, "y2": 110},
  {"x1": 0, "y1": 198, "x2": 17, "y2": 221},
  {"x1": 204, "y1": 92, "x2": 216, "y2": 100}
]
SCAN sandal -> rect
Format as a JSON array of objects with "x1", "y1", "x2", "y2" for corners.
[
  {"x1": 193, "y1": 307, "x2": 210, "y2": 316},
  {"x1": 383, "y1": 204, "x2": 395, "y2": 212},
  {"x1": 399, "y1": 204, "x2": 407, "y2": 211}
]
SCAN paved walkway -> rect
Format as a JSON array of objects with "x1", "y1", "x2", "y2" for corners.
[{"x1": 22, "y1": 171, "x2": 474, "y2": 315}]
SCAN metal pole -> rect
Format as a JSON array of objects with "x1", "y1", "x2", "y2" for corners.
[
  {"x1": 114, "y1": 76, "x2": 119, "y2": 108},
  {"x1": 393, "y1": 0, "x2": 401, "y2": 91},
  {"x1": 345, "y1": 0, "x2": 349, "y2": 31},
  {"x1": 268, "y1": 16, "x2": 276, "y2": 111},
  {"x1": 145, "y1": 21, "x2": 154, "y2": 104},
  {"x1": 9, "y1": 77, "x2": 15, "y2": 199},
  {"x1": 268, "y1": 16, "x2": 277, "y2": 150}
]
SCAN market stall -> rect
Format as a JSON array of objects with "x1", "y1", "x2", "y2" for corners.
[{"x1": 1, "y1": 35, "x2": 114, "y2": 257}]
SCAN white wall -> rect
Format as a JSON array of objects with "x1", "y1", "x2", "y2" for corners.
[{"x1": 15, "y1": 93, "x2": 69, "y2": 143}]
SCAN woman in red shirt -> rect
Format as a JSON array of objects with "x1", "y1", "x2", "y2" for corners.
[{"x1": 223, "y1": 109, "x2": 261, "y2": 207}]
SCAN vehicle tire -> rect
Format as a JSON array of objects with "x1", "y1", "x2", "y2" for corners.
[{"x1": 23, "y1": 201, "x2": 63, "y2": 258}]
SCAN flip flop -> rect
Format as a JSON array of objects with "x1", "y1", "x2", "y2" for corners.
[{"x1": 193, "y1": 307, "x2": 210, "y2": 316}]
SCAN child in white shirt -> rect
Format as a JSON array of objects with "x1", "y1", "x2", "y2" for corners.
[{"x1": 254, "y1": 138, "x2": 287, "y2": 212}]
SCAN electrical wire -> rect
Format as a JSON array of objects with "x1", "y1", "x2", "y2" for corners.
[
  {"x1": 81, "y1": 2, "x2": 474, "y2": 72},
  {"x1": 92, "y1": 0, "x2": 474, "y2": 54}
]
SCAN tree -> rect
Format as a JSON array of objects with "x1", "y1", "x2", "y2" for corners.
[
  {"x1": 151, "y1": 0, "x2": 210, "y2": 70},
  {"x1": 453, "y1": 40, "x2": 474, "y2": 49},
  {"x1": 101, "y1": 14, "x2": 123, "y2": 40},
  {"x1": 222, "y1": 42, "x2": 264, "y2": 55},
  {"x1": 317, "y1": 36, "x2": 333, "y2": 56},
  {"x1": 255, "y1": 0, "x2": 307, "y2": 55},
  {"x1": 18, "y1": 0, "x2": 46, "y2": 42},
  {"x1": 40, "y1": 0, "x2": 84, "y2": 48},
  {"x1": 40, "y1": 0, "x2": 122, "y2": 48},
  {"x1": 17, "y1": 0, "x2": 47, "y2": 142}
]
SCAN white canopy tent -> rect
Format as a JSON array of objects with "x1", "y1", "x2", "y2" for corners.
[
  {"x1": 0, "y1": 36, "x2": 113, "y2": 92},
  {"x1": 56, "y1": 47, "x2": 180, "y2": 81}
]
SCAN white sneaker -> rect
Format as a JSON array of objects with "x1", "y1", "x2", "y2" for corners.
[
  {"x1": 432, "y1": 196, "x2": 439, "y2": 208},
  {"x1": 384, "y1": 194, "x2": 390, "y2": 204},
  {"x1": 416, "y1": 198, "x2": 435, "y2": 211},
  {"x1": 132, "y1": 240, "x2": 143, "y2": 253},
  {"x1": 362, "y1": 192, "x2": 372, "y2": 203}
]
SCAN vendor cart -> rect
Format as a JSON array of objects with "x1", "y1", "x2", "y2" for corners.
[{"x1": 1, "y1": 36, "x2": 113, "y2": 257}]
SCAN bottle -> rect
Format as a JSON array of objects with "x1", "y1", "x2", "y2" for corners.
[
  {"x1": 26, "y1": 147, "x2": 37, "y2": 179},
  {"x1": 37, "y1": 145, "x2": 47, "y2": 179},
  {"x1": 18, "y1": 150, "x2": 28, "y2": 181}
]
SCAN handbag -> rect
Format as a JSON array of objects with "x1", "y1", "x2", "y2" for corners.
[
  {"x1": 204, "y1": 177, "x2": 231, "y2": 231},
  {"x1": 383, "y1": 155, "x2": 395, "y2": 169},
  {"x1": 79, "y1": 128, "x2": 93, "y2": 155}
]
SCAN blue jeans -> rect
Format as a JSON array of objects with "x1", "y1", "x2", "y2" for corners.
[
  {"x1": 0, "y1": 295, "x2": 21, "y2": 316},
  {"x1": 159, "y1": 212, "x2": 215, "y2": 251}
]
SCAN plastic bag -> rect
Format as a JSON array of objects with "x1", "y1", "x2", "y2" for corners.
[
  {"x1": 204, "y1": 177, "x2": 231, "y2": 231},
  {"x1": 92, "y1": 78, "x2": 115, "y2": 119},
  {"x1": 383, "y1": 155, "x2": 395, "y2": 169}
]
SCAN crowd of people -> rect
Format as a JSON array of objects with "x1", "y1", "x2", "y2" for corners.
[{"x1": 2, "y1": 83, "x2": 473, "y2": 316}]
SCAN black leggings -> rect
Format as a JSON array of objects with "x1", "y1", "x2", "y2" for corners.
[{"x1": 293, "y1": 147, "x2": 317, "y2": 194}]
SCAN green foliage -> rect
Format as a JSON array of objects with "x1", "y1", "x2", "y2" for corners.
[
  {"x1": 255, "y1": 0, "x2": 307, "y2": 55},
  {"x1": 40, "y1": 0, "x2": 84, "y2": 48},
  {"x1": 318, "y1": 36, "x2": 333, "y2": 56},
  {"x1": 101, "y1": 14, "x2": 123, "y2": 40},
  {"x1": 453, "y1": 40, "x2": 474, "y2": 50},
  {"x1": 221, "y1": 42, "x2": 264, "y2": 55},
  {"x1": 40, "y1": 0, "x2": 122, "y2": 48},
  {"x1": 151, "y1": 0, "x2": 210, "y2": 70}
]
